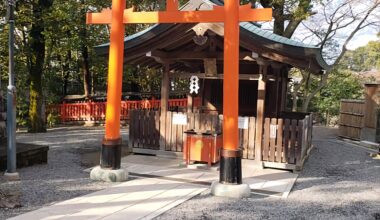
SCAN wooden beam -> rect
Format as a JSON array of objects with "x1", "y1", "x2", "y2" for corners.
[
  {"x1": 159, "y1": 63, "x2": 170, "y2": 151},
  {"x1": 187, "y1": 94, "x2": 193, "y2": 113},
  {"x1": 174, "y1": 72, "x2": 277, "y2": 81},
  {"x1": 147, "y1": 50, "x2": 253, "y2": 61},
  {"x1": 271, "y1": 62, "x2": 284, "y2": 117},
  {"x1": 255, "y1": 60, "x2": 270, "y2": 164},
  {"x1": 204, "y1": 59, "x2": 217, "y2": 76}
]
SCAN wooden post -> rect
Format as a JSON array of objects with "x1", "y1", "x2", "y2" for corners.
[
  {"x1": 271, "y1": 62, "x2": 283, "y2": 117},
  {"x1": 281, "y1": 71, "x2": 290, "y2": 113},
  {"x1": 187, "y1": 94, "x2": 193, "y2": 113},
  {"x1": 159, "y1": 62, "x2": 170, "y2": 150},
  {"x1": 255, "y1": 59, "x2": 269, "y2": 165}
]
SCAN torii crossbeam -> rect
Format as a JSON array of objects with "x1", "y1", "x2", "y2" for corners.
[{"x1": 87, "y1": 0, "x2": 272, "y2": 191}]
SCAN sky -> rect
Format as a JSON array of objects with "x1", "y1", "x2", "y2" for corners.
[{"x1": 347, "y1": 32, "x2": 379, "y2": 50}]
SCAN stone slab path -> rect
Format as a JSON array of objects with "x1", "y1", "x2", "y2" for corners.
[{"x1": 9, "y1": 155, "x2": 297, "y2": 220}]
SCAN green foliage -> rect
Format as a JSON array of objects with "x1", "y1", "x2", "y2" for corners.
[
  {"x1": 310, "y1": 69, "x2": 363, "y2": 125},
  {"x1": 340, "y1": 40, "x2": 380, "y2": 72}
]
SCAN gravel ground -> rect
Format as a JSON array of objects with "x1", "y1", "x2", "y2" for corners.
[
  {"x1": 0, "y1": 126, "x2": 128, "y2": 220},
  {"x1": 1, "y1": 126, "x2": 379, "y2": 220},
  {"x1": 155, "y1": 126, "x2": 380, "y2": 220}
]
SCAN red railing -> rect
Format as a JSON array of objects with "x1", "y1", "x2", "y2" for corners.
[{"x1": 47, "y1": 98, "x2": 201, "y2": 122}]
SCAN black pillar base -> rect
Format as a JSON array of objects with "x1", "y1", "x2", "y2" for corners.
[
  {"x1": 219, "y1": 149, "x2": 243, "y2": 184},
  {"x1": 100, "y1": 138, "x2": 122, "y2": 170}
]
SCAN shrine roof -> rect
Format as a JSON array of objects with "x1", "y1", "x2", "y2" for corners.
[{"x1": 95, "y1": 0, "x2": 330, "y2": 73}]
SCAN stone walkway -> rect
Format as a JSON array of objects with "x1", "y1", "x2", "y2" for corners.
[{"x1": 9, "y1": 155, "x2": 298, "y2": 220}]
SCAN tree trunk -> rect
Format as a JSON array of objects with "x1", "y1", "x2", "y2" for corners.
[
  {"x1": 82, "y1": 45, "x2": 91, "y2": 98},
  {"x1": 28, "y1": 0, "x2": 52, "y2": 133},
  {"x1": 273, "y1": 0, "x2": 285, "y2": 35},
  {"x1": 301, "y1": 73, "x2": 329, "y2": 112},
  {"x1": 80, "y1": 0, "x2": 91, "y2": 98},
  {"x1": 62, "y1": 51, "x2": 71, "y2": 97}
]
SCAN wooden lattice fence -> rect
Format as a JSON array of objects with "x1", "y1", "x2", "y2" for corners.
[
  {"x1": 339, "y1": 100, "x2": 365, "y2": 140},
  {"x1": 129, "y1": 110, "x2": 313, "y2": 170}
]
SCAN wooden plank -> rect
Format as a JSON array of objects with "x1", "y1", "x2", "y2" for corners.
[
  {"x1": 175, "y1": 118, "x2": 181, "y2": 152},
  {"x1": 364, "y1": 85, "x2": 378, "y2": 128},
  {"x1": 149, "y1": 111, "x2": 154, "y2": 149},
  {"x1": 296, "y1": 120, "x2": 303, "y2": 166},
  {"x1": 239, "y1": 128, "x2": 243, "y2": 157},
  {"x1": 144, "y1": 110, "x2": 149, "y2": 148},
  {"x1": 189, "y1": 112, "x2": 195, "y2": 130},
  {"x1": 289, "y1": 119, "x2": 297, "y2": 164},
  {"x1": 212, "y1": 114, "x2": 219, "y2": 132},
  {"x1": 143, "y1": 110, "x2": 147, "y2": 148},
  {"x1": 165, "y1": 111, "x2": 172, "y2": 151},
  {"x1": 172, "y1": 122, "x2": 178, "y2": 152},
  {"x1": 171, "y1": 112, "x2": 177, "y2": 152},
  {"x1": 262, "y1": 118, "x2": 270, "y2": 161},
  {"x1": 159, "y1": 111, "x2": 166, "y2": 150},
  {"x1": 276, "y1": 118, "x2": 283, "y2": 163},
  {"x1": 269, "y1": 118, "x2": 277, "y2": 162},
  {"x1": 129, "y1": 110, "x2": 135, "y2": 148},
  {"x1": 201, "y1": 113, "x2": 206, "y2": 131},
  {"x1": 187, "y1": 94, "x2": 193, "y2": 113},
  {"x1": 179, "y1": 114, "x2": 185, "y2": 152},
  {"x1": 209, "y1": 114, "x2": 214, "y2": 131},
  {"x1": 137, "y1": 110, "x2": 142, "y2": 148},
  {"x1": 263, "y1": 161, "x2": 296, "y2": 171},
  {"x1": 255, "y1": 76, "x2": 266, "y2": 162},
  {"x1": 283, "y1": 119, "x2": 290, "y2": 163},
  {"x1": 146, "y1": 110, "x2": 151, "y2": 149},
  {"x1": 194, "y1": 113, "x2": 200, "y2": 130},
  {"x1": 248, "y1": 117, "x2": 256, "y2": 160},
  {"x1": 134, "y1": 110, "x2": 138, "y2": 148},
  {"x1": 243, "y1": 121, "x2": 249, "y2": 159},
  {"x1": 202, "y1": 113, "x2": 208, "y2": 131},
  {"x1": 142, "y1": 111, "x2": 147, "y2": 148},
  {"x1": 154, "y1": 111, "x2": 160, "y2": 149}
]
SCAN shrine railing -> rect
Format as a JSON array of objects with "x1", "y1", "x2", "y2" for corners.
[
  {"x1": 130, "y1": 110, "x2": 313, "y2": 171},
  {"x1": 47, "y1": 98, "x2": 201, "y2": 122}
]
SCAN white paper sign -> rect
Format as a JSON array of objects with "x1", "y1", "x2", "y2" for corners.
[
  {"x1": 172, "y1": 113, "x2": 187, "y2": 125},
  {"x1": 270, "y1": 125, "x2": 278, "y2": 138},
  {"x1": 238, "y1": 117, "x2": 249, "y2": 129}
]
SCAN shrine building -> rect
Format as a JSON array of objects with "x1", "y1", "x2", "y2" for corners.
[{"x1": 94, "y1": 0, "x2": 329, "y2": 171}]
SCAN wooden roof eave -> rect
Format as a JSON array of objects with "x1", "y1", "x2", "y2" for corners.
[
  {"x1": 95, "y1": 23, "x2": 196, "y2": 60},
  {"x1": 192, "y1": 22, "x2": 326, "y2": 74},
  {"x1": 238, "y1": 26, "x2": 327, "y2": 74},
  {"x1": 95, "y1": 22, "x2": 328, "y2": 74}
]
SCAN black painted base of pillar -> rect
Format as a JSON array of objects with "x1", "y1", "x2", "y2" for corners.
[
  {"x1": 100, "y1": 138, "x2": 122, "y2": 170},
  {"x1": 219, "y1": 149, "x2": 243, "y2": 184}
]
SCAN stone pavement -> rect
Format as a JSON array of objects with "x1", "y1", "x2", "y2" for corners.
[{"x1": 9, "y1": 155, "x2": 297, "y2": 220}]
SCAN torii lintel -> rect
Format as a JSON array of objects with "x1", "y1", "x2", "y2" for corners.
[{"x1": 86, "y1": 4, "x2": 272, "y2": 24}]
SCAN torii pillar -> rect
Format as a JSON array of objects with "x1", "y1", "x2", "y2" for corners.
[{"x1": 86, "y1": 0, "x2": 272, "y2": 197}]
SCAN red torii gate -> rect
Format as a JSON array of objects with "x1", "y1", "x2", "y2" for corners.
[{"x1": 87, "y1": 0, "x2": 272, "y2": 191}]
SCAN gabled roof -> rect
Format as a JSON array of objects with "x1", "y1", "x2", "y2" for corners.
[{"x1": 95, "y1": 0, "x2": 330, "y2": 73}]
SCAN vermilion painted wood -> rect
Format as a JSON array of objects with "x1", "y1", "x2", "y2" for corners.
[
  {"x1": 47, "y1": 98, "x2": 199, "y2": 122},
  {"x1": 86, "y1": 0, "x2": 272, "y2": 150}
]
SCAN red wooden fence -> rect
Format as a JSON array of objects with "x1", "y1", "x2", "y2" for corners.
[{"x1": 47, "y1": 98, "x2": 201, "y2": 122}]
